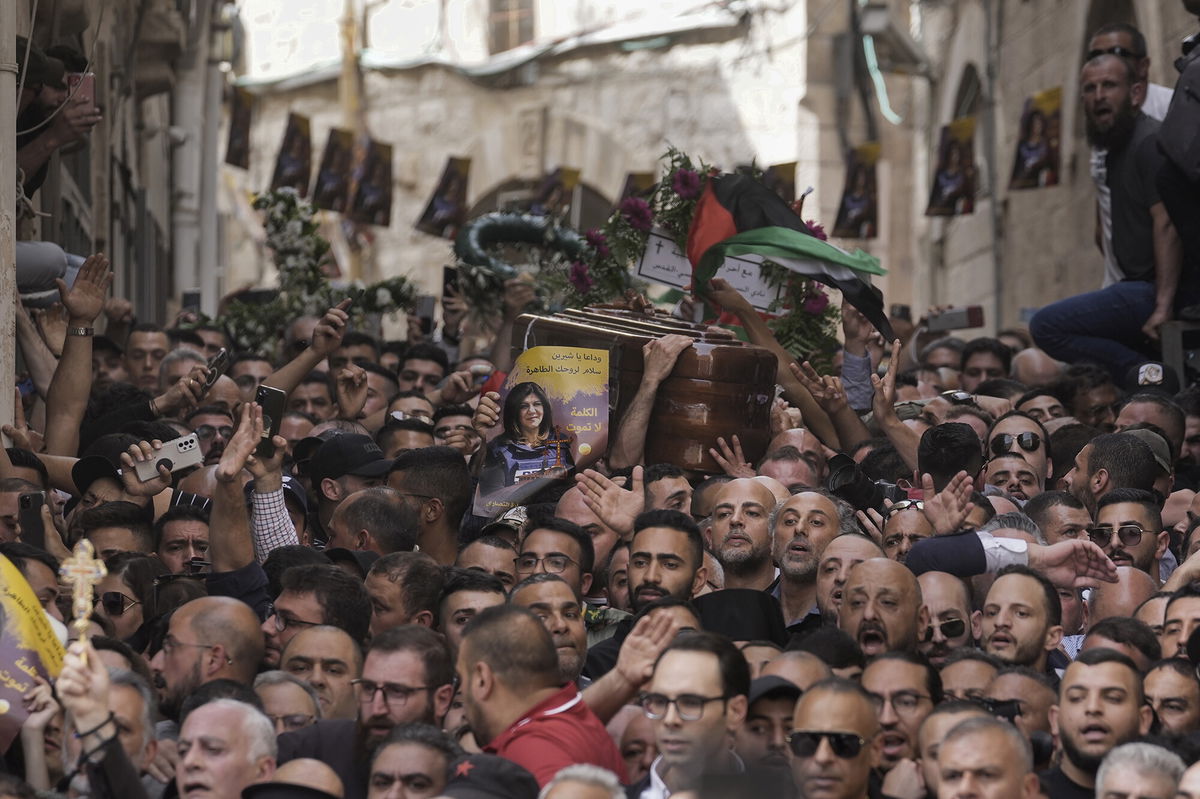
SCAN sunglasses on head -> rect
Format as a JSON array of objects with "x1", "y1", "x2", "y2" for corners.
[
  {"x1": 885, "y1": 499, "x2": 924, "y2": 518},
  {"x1": 97, "y1": 591, "x2": 140, "y2": 616},
  {"x1": 940, "y1": 390, "x2": 975, "y2": 406},
  {"x1": 990, "y1": 432, "x2": 1041, "y2": 456},
  {"x1": 921, "y1": 618, "x2": 967, "y2": 642},
  {"x1": 787, "y1": 731, "x2": 867, "y2": 759},
  {"x1": 1087, "y1": 45, "x2": 1145, "y2": 61},
  {"x1": 1088, "y1": 524, "x2": 1147, "y2": 549}
]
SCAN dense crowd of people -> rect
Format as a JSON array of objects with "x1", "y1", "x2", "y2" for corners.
[{"x1": 5, "y1": 5, "x2": 1200, "y2": 799}]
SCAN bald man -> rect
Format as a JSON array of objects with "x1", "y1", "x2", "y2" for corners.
[
  {"x1": 710, "y1": 478, "x2": 780, "y2": 591},
  {"x1": 1090, "y1": 566, "x2": 1159, "y2": 622},
  {"x1": 838, "y1": 559, "x2": 928, "y2": 658},
  {"x1": 917, "y1": 571, "x2": 978, "y2": 667},
  {"x1": 761, "y1": 651, "x2": 832, "y2": 692},
  {"x1": 149, "y1": 596, "x2": 265, "y2": 719},
  {"x1": 1011, "y1": 349, "x2": 1062, "y2": 387}
]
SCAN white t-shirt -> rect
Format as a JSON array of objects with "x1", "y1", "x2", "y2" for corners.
[{"x1": 1092, "y1": 82, "x2": 1174, "y2": 287}]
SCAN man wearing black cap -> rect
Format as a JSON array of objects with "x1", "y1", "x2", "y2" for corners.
[
  {"x1": 309, "y1": 433, "x2": 392, "y2": 544},
  {"x1": 733, "y1": 675, "x2": 801, "y2": 771}
]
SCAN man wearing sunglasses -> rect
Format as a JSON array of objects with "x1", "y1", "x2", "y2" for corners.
[
  {"x1": 789, "y1": 678, "x2": 879, "y2": 799},
  {"x1": 184, "y1": 404, "x2": 235, "y2": 467},
  {"x1": 987, "y1": 411, "x2": 1052, "y2": 486},
  {"x1": 917, "y1": 571, "x2": 977, "y2": 667},
  {"x1": 1092, "y1": 488, "x2": 1169, "y2": 579},
  {"x1": 633, "y1": 630, "x2": 748, "y2": 797}
]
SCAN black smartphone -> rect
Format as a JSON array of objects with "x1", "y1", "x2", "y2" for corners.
[
  {"x1": 182, "y1": 290, "x2": 202, "y2": 314},
  {"x1": 255, "y1": 385, "x2": 287, "y2": 459},
  {"x1": 18, "y1": 491, "x2": 45, "y2": 550},
  {"x1": 442, "y1": 266, "x2": 459, "y2": 297},
  {"x1": 415, "y1": 294, "x2": 436, "y2": 336},
  {"x1": 203, "y1": 348, "x2": 230, "y2": 392}
]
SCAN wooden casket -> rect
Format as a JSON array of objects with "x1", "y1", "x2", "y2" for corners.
[{"x1": 512, "y1": 308, "x2": 778, "y2": 473}]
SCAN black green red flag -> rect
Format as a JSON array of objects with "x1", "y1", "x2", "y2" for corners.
[{"x1": 686, "y1": 173, "x2": 893, "y2": 340}]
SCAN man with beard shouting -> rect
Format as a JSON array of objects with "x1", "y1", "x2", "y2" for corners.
[
  {"x1": 1042, "y1": 648, "x2": 1152, "y2": 798},
  {"x1": 837, "y1": 558, "x2": 928, "y2": 659},
  {"x1": 1032, "y1": 52, "x2": 1195, "y2": 375}
]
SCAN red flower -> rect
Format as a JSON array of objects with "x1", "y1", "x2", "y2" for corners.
[
  {"x1": 671, "y1": 169, "x2": 701, "y2": 199},
  {"x1": 620, "y1": 197, "x2": 654, "y2": 232},
  {"x1": 803, "y1": 287, "x2": 830, "y2": 314},
  {"x1": 585, "y1": 228, "x2": 611, "y2": 258},
  {"x1": 569, "y1": 261, "x2": 594, "y2": 293},
  {"x1": 805, "y1": 220, "x2": 828, "y2": 241}
]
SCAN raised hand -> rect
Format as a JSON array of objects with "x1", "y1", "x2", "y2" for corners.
[
  {"x1": 119, "y1": 440, "x2": 172, "y2": 497},
  {"x1": 709, "y1": 435, "x2": 755, "y2": 479},
  {"x1": 32, "y1": 305, "x2": 68, "y2": 356},
  {"x1": 704, "y1": 277, "x2": 753, "y2": 315},
  {"x1": 103, "y1": 296, "x2": 133, "y2": 326},
  {"x1": 335, "y1": 363, "x2": 368, "y2": 420},
  {"x1": 217, "y1": 402, "x2": 264, "y2": 484},
  {"x1": 614, "y1": 611, "x2": 682, "y2": 688},
  {"x1": 575, "y1": 466, "x2": 645, "y2": 538},
  {"x1": 153, "y1": 363, "x2": 209, "y2": 417},
  {"x1": 56, "y1": 640, "x2": 112, "y2": 735},
  {"x1": 439, "y1": 370, "x2": 481, "y2": 406},
  {"x1": 870, "y1": 339, "x2": 902, "y2": 421},
  {"x1": 309, "y1": 299, "x2": 351, "y2": 358},
  {"x1": 921, "y1": 471, "x2": 976, "y2": 535},
  {"x1": 58, "y1": 253, "x2": 112, "y2": 325},
  {"x1": 502, "y1": 278, "x2": 537, "y2": 322},
  {"x1": 472, "y1": 392, "x2": 501, "y2": 437}
]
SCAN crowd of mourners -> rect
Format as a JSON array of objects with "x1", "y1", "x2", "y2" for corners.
[{"x1": 6, "y1": 5, "x2": 1200, "y2": 799}]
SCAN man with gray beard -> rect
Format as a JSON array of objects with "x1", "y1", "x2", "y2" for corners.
[
  {"x1": 770, "y1": 491, "x2": 853, "y2": 637},
  {"x1": 710, "y1": 478, "x2": 778, "y2": 592}
]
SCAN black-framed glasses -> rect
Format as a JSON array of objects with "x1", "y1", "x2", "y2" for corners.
[
  {"x1": 639, "y1": 692, "x2": 728, "y2": 721},
  {"x1": 921, "y1": 618, "x2": 967, "y2": 642},
  {"x1": 1087, "y1": 45, "x2": 1145, "y2": 60},
  {"x1": 266, "y1": 713, "x2": 316, "y2": 733},
  {"x1": 353, "y1": 679, "x2": 432, "y2": 706},
  {"x1": 867, "y1": 691, "x2": 932, "y2": 715},
  {"x1": 194, "y1": 424, "x2": 234, "y2": 442},
  {"x1": 787, "y1": 731, "x2": 868, "y2": 759},
  {"x1": 990, "y1": 432, "x2": 1041, "y2": 456},
  {"x1": 940, "y1": 390, "x2": 976, "y2": 405},
  {"x1": 96, "y1": 591, "x2": 140, "y2": 617},
  {"x1": 884, "y1": 500, "x2": 924, "y2": 518},
  {"x1": 1088, "y1": 524, "x2": 1148, "y2": 548},
  {"x1": 265, "y1": 603, "x2": 321, "y2": 633},
  {"x1": 515, "y1": 553, "x2": 577, "y2": 574}
]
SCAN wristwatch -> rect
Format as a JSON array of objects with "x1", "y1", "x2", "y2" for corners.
[{"x1": 68, "y1": 327, "x2": 94, "y2": 336}]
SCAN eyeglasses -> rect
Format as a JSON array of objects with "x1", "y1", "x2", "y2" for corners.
[
  {"x1": 514, "y1": 553, "x2": 577, "y2": 574},
  {"x1": 1087, "y1": 45, "x2": 1145, "y2": 61},
  {"x1": 990, "y1": 432, "x2": 1041, "y2": 456},
  {"x1": 266, "y1": 713, "x2": 316, "y2": 733},
  {"x1": 940, "y1": 390, "x2": 976, "y2": 405},
  {"x1": 1088, "y1": 524, "x2": 1148, "y2": 549},
  {"x1": 867, "y1": 691, "x2": 932, "y2": 716},
  {"x1": 353, "y1": 679, "x2": 432, "y2": 706},
  {"x1": 96, "y1": 591, "x2": 140, "y2": 617},
  {"x1": 639, "y1": 692, "x2": 728, "y2": 721},
  {"x1": 265, "y1": 603, "x2": 321, "y2": 633},
  {"x1": 160, "y1": 634, "x2": 216, "y2": 656},
  {"x1": 787, "y1": 731, "x2": 868, "y2": 759},
  {"x1": 921, "y1": 618, "x2": 967, "y2": 642},
  {"x1": 884, "y1": 500, "x2": 924, "y2": 518},
  {"x1": 194, "y1": 424, "x2": 234, "y2": 442}
]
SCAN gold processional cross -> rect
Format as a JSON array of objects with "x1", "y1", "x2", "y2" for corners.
[{"x1": 59, "y1": 540, "x2": 107, "y2": 657}]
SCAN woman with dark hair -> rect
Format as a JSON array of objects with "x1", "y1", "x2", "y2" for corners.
[
  {"x1": 487, "y1": 381, "x2": 575, "y2": 487},
  {"x1": 94, "y1": 552, "x2": 168, "y2": 642}
]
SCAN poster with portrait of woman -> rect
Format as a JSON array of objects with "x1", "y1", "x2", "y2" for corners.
[
  {"x1": 348, "y1": 140, "x2": 394, "y2": 226},
  {"x1": 833, "y1": 143, "x2": 880, "y2": 239},
  {"x1": 269, "y1": 113, "x2": 313, "y2": 196},
  {"x1": 415, "y1": 157, "x2": 471, "y2": 239},
  {"x1": 312, "y1": 128, "x2": 355, "y2": 213},
  {"x1": 1008, "y1": 88, "x2": 1062, "y2": 190},
  {"x1": 224, "y1": 87, "x2": 253, "y2": 169},
  {"x1": 0, "y1": 555, "x2": 64, "y2": 751},
  {"x1": 925, "y1": 117, "x2": 978, "y2": 216},
  {"x1": 473, "y1": 346, "x2": 609, "y2": 518},
  {"x1": 530, "y1": 167, "x2": 580, "y2": 216}
]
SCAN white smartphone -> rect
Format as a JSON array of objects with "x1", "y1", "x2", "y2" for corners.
[{"x1": 133, "y1": 434, "x2": 203, "y2": 482}]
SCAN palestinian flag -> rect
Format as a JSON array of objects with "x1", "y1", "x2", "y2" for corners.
[{"x1": 686, "y1": 172, "x2": 893, "y2": 340}]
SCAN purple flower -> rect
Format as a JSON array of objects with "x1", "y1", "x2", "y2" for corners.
[
  {"x1": 569, "y1": 261, "x2": 594, "y2": 294},
  {"x1": 586, "y1": 228, "x2": 611, "y2": 258},
  {"x1": 803, "y1": 287, "x2": 830, "y2": 314},
  {"x1": 671, "y1": 168, "x2": 701, "y2": 199},
  {"x1": 806, "y1": 220, "x2": 828, "y2": 241},
  {"x1": 620, "y1": 197, "x2": 654, "y2": 232}
]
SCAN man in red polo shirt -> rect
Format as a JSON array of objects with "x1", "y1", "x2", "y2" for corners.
[{"x1": 457, "y1": 604, "x2": 625, "y2": 785}]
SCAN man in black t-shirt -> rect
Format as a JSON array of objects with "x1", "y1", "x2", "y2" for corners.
[{"x1": 1032, "y1": 54, "x2": 1196, "y2": 381}]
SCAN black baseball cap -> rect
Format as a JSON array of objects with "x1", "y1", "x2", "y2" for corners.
[
  {"x1": 440, "y1": 754, "x2": 539, "y2": 799},
  {"x1": 308, "y1": 434, "x2": 391, "y2": 485},
  {"x1": 1123, "y1": 361, "x2": 1180, "y2": 397},
  {"x1": 748, "y1": 675, "x2": 801, "y2": 706}
]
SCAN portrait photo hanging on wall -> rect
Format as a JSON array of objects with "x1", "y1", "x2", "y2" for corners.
[{"x1": 926, "y1": 116, "x2": 978, "y2": 217}]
